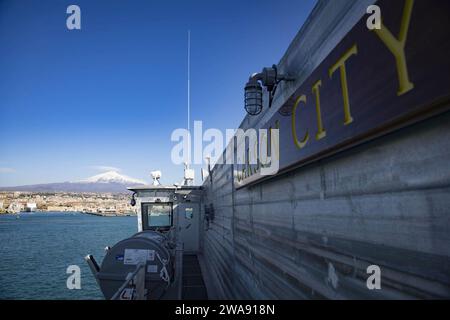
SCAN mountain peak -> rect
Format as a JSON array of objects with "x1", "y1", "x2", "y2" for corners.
[
  {"x1": 78, "y1": 171, "x2": 146, "y2": 185},
  {"x1": 0, "y1": 171, "x2": 147, "y2": 193}
]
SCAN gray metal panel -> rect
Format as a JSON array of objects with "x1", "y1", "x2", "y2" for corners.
[
  {"x1": 201, "y1": 110, "x2": 450, "y2": 300},
  {"x1": 199, "y1": 0, "x2": 450, "y2": 299},
  {"x1": 177, "y1": 203, "x2": 201, "y2": 253}
]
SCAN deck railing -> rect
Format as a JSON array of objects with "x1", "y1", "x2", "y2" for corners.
[{"x1": 110, "y1": 263, "x2": 146, "y2": 300}]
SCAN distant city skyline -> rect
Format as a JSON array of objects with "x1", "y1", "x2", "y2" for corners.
[{"x1": 0, "y1": 0, "x2": 316, "y2": 187}]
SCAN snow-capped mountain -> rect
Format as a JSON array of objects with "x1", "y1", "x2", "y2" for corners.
[
  {"x1": 77, "y1": 171, "x2": 146, "y2": 185},
  {"x1": 0, "y1": 171, "x2": 147, "y2": 193}
]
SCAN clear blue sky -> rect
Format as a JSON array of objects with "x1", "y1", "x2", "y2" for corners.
[{"x1": 0, "y1": 0, "x2": 316, "y2": 186}]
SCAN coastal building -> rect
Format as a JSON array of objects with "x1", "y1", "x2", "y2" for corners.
[
  {"x1": 97, "y1": 207, "x2": 117, "y2": 214},
  {"x1": 25, "y1": 203, "x2": 37, "y2": 212},
  {"x1": 7, "y1": 202, "x2": 23, "y2": 214},
  {"x1": 46, "y1": 205, "x2": 72, "y2": 212}
]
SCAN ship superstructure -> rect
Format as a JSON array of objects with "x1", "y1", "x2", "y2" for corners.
[{"x1": 86, "y1": 0, "x2": 450, "y2": 300}]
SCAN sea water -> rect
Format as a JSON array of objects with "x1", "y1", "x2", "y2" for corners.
[{"x1": 0, "y1": 212, "x2": 136, "y2": 299}]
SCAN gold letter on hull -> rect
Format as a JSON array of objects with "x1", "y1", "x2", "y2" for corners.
[
  {"x1": 329, "y1": 44, "x2": 358, "y2": 126},
  {"x1": 292, "y1": 95, "x2": 309, "y2": 149},
  {"x1": 373, "y1": 0, "x2": 415, "y2": 96},
  {"x1": 312, "y1": 80, "x2": 327, "y2": 140}
]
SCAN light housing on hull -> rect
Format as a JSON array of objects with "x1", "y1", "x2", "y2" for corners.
[
  {"x1": 244, "y1": 65, "x2": 295, "y2": 116},
  {"x1": 244, "y1": 78, "x2": 263, "y2": 116}
]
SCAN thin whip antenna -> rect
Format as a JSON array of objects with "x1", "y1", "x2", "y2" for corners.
[
  {"x1": 187, "y1": 30, "x2": 191, "y2": 133},
  {"x1": 187, "y1": 30, "x2": 191, "y2": 168}
]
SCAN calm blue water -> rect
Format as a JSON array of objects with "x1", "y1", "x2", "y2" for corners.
[{"x1": 0, "y1": 212, "x2": 137, "y2": 300}]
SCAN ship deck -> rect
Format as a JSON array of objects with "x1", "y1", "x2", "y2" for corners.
[{"x1": 181, "y1": 254, "x2": 208, "y2": 300}]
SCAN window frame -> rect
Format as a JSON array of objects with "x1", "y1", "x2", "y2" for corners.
[{"x1": 141, "y1": 202, "x2": 173, "y2": 230}]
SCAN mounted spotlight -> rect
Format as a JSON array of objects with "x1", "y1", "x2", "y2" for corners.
[
  {"x1": 244, "y1": 65, "x2": 295, "y2": 116},
  {"x1": 130, "y1": 192, "x2": 137, "y2": 207},
  {"x1": 244, "y1": 78, "x2": 263, "y2": 116}
]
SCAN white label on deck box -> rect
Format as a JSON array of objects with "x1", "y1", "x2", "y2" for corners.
[{"x1": 123, "y1": 249, "x2": 155, "y2": 265}]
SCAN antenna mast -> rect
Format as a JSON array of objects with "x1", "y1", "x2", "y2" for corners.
[
  {"x1": 188, "y1": 30, "x2": 191, "y2": 138},
  {"x1": 182, "y1": 30, "x2": 195, "y2": 186},
  {"x1": 187, "y1": 30, "x2": 191, "y2": 169}
]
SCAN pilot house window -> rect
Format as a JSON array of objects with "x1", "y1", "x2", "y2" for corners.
[{"x1": 142, "y1": 203, "x2": 173, "y2": 229}]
